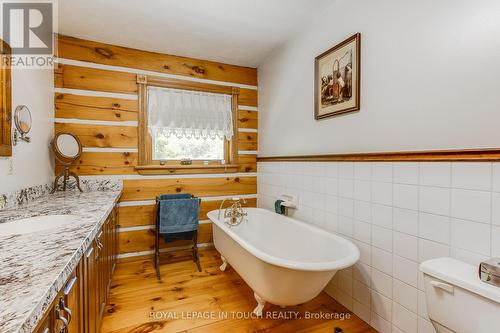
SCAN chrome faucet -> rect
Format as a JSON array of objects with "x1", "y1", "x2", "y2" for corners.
[{"x1": 218, "y1": 197, "x2": 247, "y2": 226}]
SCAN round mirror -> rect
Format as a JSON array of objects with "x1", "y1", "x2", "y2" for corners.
[
  {"x1": 56, "y1": 134, "x2": 80, "y2": 158},
  {"x1": 14, "y1": 105, "x2": 32, "y2": 135},
  {"x1": 51, "y1": 132, "x2": 83, "y2": 194},
  {"x1": 52, "y1": 132, "x2": 82, "y2": 163}
]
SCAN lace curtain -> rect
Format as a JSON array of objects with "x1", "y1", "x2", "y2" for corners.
[{"x1": 147, "y1": 86, "x2": 234, "y2": 140}]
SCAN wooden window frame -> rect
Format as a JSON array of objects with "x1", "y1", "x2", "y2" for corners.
[
  {"x1": 0, "y1": 39, "x2": 12, "y2": 157},
  {"x1": 135, "y1": 74, "x2": 239, "y2": 175}
]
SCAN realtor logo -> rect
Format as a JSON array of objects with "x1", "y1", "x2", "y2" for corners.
[{"x1": 2, "y1": 1, "x2": 53, "y2": 55}]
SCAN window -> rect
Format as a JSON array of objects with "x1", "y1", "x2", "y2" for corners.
[
  {"x1": 136, "y1": 75, "x2": 240, "y2": 174},
  {"x1": 152, "y1": 130, "x2": 224, "y2": 161},
  {"x1": 0, "y1": 39, "x2": 12, "y2": 157}
]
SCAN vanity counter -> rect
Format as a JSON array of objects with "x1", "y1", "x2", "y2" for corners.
[{"x1": 0, "y1": 185, "x2": 122, "y2": 333}]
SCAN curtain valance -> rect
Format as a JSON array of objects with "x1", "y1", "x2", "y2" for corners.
[{"x1": 147, "y1": 86, "x2": 233, "y2": 140}]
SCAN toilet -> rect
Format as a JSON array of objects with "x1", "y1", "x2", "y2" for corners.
[{"x1": 420, "y1": 257, "x2": 500, "y2": 333}]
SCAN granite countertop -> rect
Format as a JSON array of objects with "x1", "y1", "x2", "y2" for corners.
[{"x1": 0, "y1": 187, "x2": 122, "y2": 333}]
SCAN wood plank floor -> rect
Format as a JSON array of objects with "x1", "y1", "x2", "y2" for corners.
[{"x1": 101, "y1": 249, "x2": 377, "y2": 333}]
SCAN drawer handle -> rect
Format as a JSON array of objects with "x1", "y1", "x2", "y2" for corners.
[
  {"x1": 64, "y1": 276, "x2": 77, "y2": 296},
  {"x1": 55, "y1": 301, "x2": 69, "y2": 333},
  {"x1": 85, "y1": 246, "x2": 94, "y2": 258},
  {"x1": 59, "y1": 297, "x2": 72, "y2": 326},
  {"x1": 96, "y1": 231, "x2": 104, "y2": 249},
  {"x1": 430, "y1": 280, "x2": 454, "y2": 294}
]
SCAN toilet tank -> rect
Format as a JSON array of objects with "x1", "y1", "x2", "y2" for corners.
[{"x1": 420, "y1": 257, "x2": 500, "y2": 333}]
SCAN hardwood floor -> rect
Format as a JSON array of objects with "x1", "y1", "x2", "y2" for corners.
[{"x1": 101, "y1": 249, "x2": 377, "y2": 333}]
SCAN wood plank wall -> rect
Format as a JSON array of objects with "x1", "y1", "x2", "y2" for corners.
[{"x1": 54, "y1": 35, "x2": 258, "y2": 260}]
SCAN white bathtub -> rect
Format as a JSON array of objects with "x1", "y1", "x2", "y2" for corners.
[{"x1": 207, "y1": 207, "x2": 360, "y2": 315}]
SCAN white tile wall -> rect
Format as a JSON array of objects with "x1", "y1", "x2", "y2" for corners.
[{"x1": 258, "y1": 161, "x2": 500, "y2": 333}]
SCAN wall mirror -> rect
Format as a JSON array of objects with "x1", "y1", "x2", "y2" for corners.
[
  {"x1": 51, "y1": 132, "x2": 83, "y2": 193},
  {"x1": 13, "y1": 105, "x2": 32, "y2": 144},
  {"x1": 0, "y1": 39, "x2": 12, "y2": 156}
]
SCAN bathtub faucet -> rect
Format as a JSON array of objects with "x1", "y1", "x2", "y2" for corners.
[{"x1": 218, "y1": 197, "x2": 247, "y2": 226}]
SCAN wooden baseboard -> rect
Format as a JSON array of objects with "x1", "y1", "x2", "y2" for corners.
[{"x1": 257, "y1": 148, "x2": 500, "y2": 162}]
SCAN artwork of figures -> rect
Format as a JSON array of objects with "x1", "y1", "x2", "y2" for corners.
[{"x1": 314, "y1": 33, "x2": 360, "y2": 119}]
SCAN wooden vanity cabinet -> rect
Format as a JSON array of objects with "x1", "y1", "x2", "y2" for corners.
[
  {"x1": 33, "y1": 261, "x2": 84, "y2": 333},
  {"x1": 83, "y1": 240, "x2": 99, "y2": 333},
  {"x1": 96, "y1": 228, "x2": 106, "y2": 321},
  {"x1": 33, "y1": 207, "x2": 118, "y2": 333},
  {"x1": 86, "y1": 208, "x2": 118, "y2": 333},
  {"x1": 63, "y1": 262, "x2": 83, "y2": 333},
  {"x1": 111, "y1": 208, "x2": 118, "y2": 275}
]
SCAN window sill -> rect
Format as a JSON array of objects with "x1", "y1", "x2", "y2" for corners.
[{"x1": 135, "y1": 164, "x2": 239, "y2": 175}]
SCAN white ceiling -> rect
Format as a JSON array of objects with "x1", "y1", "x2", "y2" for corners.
[{"x1": 58, "y1": 0, "x2": 330, "y2": 68}]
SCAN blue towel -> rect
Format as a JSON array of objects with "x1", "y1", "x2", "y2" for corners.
[
  {"x1": 158, "y1": 197, "x2": 200, "y2": 234},
  {"x1": 158, "y1": 193, "x2": 193, "y2": 201},
  {"x1": 163, "y1": 230, "x2": 196, "y2": 243}
]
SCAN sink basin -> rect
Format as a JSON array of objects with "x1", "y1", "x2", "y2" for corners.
[{"x1": 0, "y1": 215, "x2": 81, "y2": 237}]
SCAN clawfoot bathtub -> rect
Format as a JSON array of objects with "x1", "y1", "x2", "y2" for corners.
[{"x1": 207, "y1": 208, "x2": 360, "y2": 316}]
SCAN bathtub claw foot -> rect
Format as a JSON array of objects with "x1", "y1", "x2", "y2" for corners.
[
  {"x1": 220, "y1": 256, "x2": 228, "y2": 272},
  {"x1": 253, "y1": 292, "x2": 266, "y2": 317}
]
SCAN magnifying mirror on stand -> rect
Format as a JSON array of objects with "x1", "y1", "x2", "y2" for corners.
[
  {"x1": 51, "y1": 132, "x2": 83, "y2": 193},
  {"x1": 13, "y1": 105, "x2": 32, "y2": 145}
]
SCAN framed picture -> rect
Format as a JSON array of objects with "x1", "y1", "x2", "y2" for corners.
[{"x1": 314, "y1": 33, "x2": 361, "y2": 120}]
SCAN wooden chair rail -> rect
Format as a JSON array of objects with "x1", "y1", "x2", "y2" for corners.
[{"x1": 257, "y1": 148, "x2": 500, "y2": 162}]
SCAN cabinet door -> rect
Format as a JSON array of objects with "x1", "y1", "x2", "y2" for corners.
[
  {"x1": 59, "y1": 262, "x2": 83, "y2": 333},
  {"x1": 83, "y1": 243, "x2": 99, "y2": 333},
  {"x1": 112, "y1": 207, "x2": 118, "y2": 272},
  {"x1": 96, "y1": 228, "x2": 106, "y2": 320},
  {"x1": 52, "y1": 263, "x2": 83, "y2": 333},
  {"x1": 104, "y1": 218, "x2": 111, "y2": 292},
  {"x1": 83, "y1": 213, "x2": 116, "y2": 333},
  {"x1": 105, "y1": 216, "x2": 113, "y2": 288}
]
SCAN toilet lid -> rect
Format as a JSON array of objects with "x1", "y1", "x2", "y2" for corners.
[{"x1": 420, "y1": 257, "x2": 500, "y2": 304}]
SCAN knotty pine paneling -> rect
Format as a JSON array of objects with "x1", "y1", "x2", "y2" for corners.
[
  {"x1": 54, "y1": 37, "x2": 258, "y2": 256},
  {"x1": 198, "y1": 198, "x2": 256, "y2": 221},
  {"x1": 55, "y1": 64, "x2": 137, "y2": 95},
  {"x1": 55, "y1": 64, "x2": 257, "y2": 107},
  {"x1": 238, "y1": 88, "x2": 258, "y2": 107},
  {"x1": 237, "y1": 110, "x2": 258, "y2": 129},
  {"x1": 237, "y1": 155, "x2": 257, "y2": 173},
  {"x1": 58, "y1": 153, "x2": 257, "y2": 176},
  {"x1": 56, "y1": 151, "x2": 138, "y2": 175},
  {"x1": 121, "y1": 177, "x2": 257, "y2": 201},
  {"x1": 117, "y1": 198, "x2": 257, "y2": 252},
  {"x1": 57, "y1": 35, "x2": 257, "y2": 86},
  {"x1": 54, "y1": 123, "x2": 138, "y2": 148},
  {"x1": 118, "y1": 205, "x2": 156, "y2": 228},
  {"x1": 118, "y1": 198, "x2": 257, "y2": 228},
  {"x1": 55, "y1": 93, "x2": 138, "y2": 122},
  {"x1": 238, "y1": 132, "x2": 258, "y2": 151},
  {"x1": 56, "y1": 164, "x2": 137, "y2": 176}
]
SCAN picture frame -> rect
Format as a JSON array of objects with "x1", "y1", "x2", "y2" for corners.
[{"x1": 314, "y1": 33, "x2": 361, "y2": 120}]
